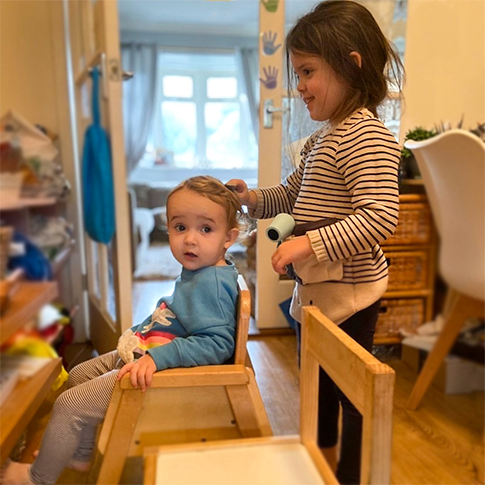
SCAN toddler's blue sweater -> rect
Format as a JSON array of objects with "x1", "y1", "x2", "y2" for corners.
[{"x1": 130, "y1": 262, "x2": 238, "y2": 370}]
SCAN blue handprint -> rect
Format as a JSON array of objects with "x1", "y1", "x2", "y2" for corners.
[
  {"x1": 259, "y1": 66, "x2": 278, "y2": 89},
  {"x1": 262, "y1": 31, "x2": 282, "y2": 56}
]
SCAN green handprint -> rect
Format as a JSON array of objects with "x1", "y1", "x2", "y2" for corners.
[{"x1": 261, "y1": 0, "x2": 279, "y2": 13}]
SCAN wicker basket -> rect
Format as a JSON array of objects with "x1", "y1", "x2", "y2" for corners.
[
  {"x1": 384, "y1": 200, "x2": 433, "y2": 246},
  {"x1": 385, "y1": 250, "x2": 429, "y2": 291},
  {"x1": 375, "y1": 298, "x2": 425, "y2": 340}
]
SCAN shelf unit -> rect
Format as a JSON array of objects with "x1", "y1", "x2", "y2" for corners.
[
  {"x1": 0, "y1": 358, "x2": 61, "y2": 464},
  {"x1": 0, "y1": 197, "x2": 57, "y2": 236},
  {"x1": 375, "y1": 193, "x2": 437, "y2": 345},
  {"x1": 0, "y1": 281, "x2": 61, "y2": 465},
  {"x1": 1, "y1": 281, "x2": 58, "y2": 346},
  {"x1": 0, "y1": 197, "x2": 75, "y2": 291},
  {"x1": 0, "y1": 197, "x2": 57, "y2": 211}
]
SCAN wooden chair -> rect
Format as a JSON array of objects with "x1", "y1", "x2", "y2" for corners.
[
  {"x1": 404, "y1": 130, "x2": 485, "y2": 410},
  {"x1": 93, "y1": 275, "x2": 272, "y2": 484},
  {"x1": 144, "y1": 306, "x2": 396, "y2": 485}
]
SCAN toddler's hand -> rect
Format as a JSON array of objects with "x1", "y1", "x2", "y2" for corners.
[
  {"x1": 271, "y1": 236, "x2": 313, "y2": 274},
  {"x1": 117, "y1": 354, "x2": 157, "y2": 392}
]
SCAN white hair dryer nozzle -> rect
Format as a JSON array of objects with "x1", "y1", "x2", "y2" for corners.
[{"x1": 266, "y1": 213, "x2": 295, "y2": 242}]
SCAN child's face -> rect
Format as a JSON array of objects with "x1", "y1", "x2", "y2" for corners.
[
  {"x1": 167, "y1": 188, "x2": 239, "y2": 271},
  {"x1": 291, "y1": 50, "x2": 348, "y2": 122}
]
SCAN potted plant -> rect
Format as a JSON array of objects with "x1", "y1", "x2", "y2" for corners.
[{"x1": 401, "y1": 126, "x2": 437, "y2": 179}]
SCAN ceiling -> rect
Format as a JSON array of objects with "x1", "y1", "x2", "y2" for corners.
[{"x1": 118, "y1": 0, "x2": 319, "y2": 37}]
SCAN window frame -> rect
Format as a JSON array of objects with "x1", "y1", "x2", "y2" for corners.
[{"x1": 149, "y1": 49, "x2": 256, "y2": 170}]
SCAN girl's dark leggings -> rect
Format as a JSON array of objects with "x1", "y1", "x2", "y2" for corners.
[{"x1": 296, "y1": 299, "x2": 380, "y2": 485}]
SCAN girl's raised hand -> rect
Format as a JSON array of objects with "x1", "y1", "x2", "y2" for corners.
[
  {"x1": 225, "y1": 179, "x2": 257, "y2": 208},
  {"x1": 117, "y1": 354, "x2": 157, "y2": 392},
  {"x1": 271, "y1": 236, "x2": 314, "y2": 274}
]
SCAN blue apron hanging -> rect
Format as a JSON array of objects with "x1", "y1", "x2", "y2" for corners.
[{"x1": 82, "y1": 67, "x2": 116, "y2": 244}]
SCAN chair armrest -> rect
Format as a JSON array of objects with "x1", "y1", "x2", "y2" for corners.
[{"x1": 119, "y1": 364, "x2": 251, "y2": 390}]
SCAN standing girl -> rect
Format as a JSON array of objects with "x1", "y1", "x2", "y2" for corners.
[{"x1": 228, "y1": 1, "x2": 403, "y2": 483}]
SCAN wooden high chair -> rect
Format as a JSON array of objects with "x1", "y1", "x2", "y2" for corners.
[
  {"x1": 93, "y1": 276, "x2": 272, "y2": 485},
  {"x1": 143, "y1": 306, "x2": 396, "y2": 485}
]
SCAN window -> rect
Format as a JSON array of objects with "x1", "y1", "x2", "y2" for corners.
[{"x1": 144, "y1": 51, "x2": 258, "y2": 170}]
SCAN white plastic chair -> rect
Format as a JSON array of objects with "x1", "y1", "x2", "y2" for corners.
[{"x1": 404, "y1": 129, "x2": 485, "y2": 410}]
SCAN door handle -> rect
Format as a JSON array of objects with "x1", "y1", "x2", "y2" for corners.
[{"x1": 263, "y1": 99, "x2": 289, "y2": 129}]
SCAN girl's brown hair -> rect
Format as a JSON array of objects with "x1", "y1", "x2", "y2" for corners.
[
  {"x1": 285, "y1": 0, "x2": 404, "y2": 124},
  {"x1": 167, "y1": 176, "x2": 243, "y2": 230}
]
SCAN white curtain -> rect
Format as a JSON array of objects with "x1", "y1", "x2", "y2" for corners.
[
  {"x1": 236, "y1": 48, "x2": 259, "y2": 143},
  {"x1": 121, "y1": 43, "x2": 158, "y2": 174}
]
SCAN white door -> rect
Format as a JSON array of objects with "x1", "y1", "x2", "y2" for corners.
[
  {"x1": 255, "y1": 0, "x2": 295, "y2": 329},
  {"x1": 67, "y1": 0, "x2": 132, "y2": 354}
]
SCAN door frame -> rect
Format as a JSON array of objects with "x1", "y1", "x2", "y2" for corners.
[
  {"x1": 256, "y1": 0, "x2": 294, "y2": 329},
  {"x1": 65, "y1": 0, "x2": 133, "y2": 354}
]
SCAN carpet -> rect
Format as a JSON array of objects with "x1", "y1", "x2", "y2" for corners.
[
  {"x1": 134, "y1": 243, "x2": 182, "y2": 281},
  {"x1": 133, "y1": 243, "x2": 249, "y2": 282}
]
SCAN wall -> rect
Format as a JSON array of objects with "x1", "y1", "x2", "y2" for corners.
[
  {"x1": 1, "y1": 1, "x2": 60, "y2": 128},
  {"x1": 0, "y1": 0, "x2": 86, "y2": 342},
  {"x1": 401, "y1": 0, "x2": 485, "y2": 136}
]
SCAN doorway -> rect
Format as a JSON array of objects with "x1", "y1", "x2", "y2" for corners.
[{"x1": 119, "y1": 0, "x2": 407, "y2": 328}]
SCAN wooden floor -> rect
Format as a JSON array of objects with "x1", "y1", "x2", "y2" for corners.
[
  {"x1": 389, "y1": 359, "x2": 483, "y2": 485},
  {"x1": 249, "y1": 335, "x2": 484, "y2": 485},
  {"x1": 23, "y1": 280, "x2": 484, "y2": 484},
  {"x1": 129, "y1": 281, "x2": 484, "y2": 484}
]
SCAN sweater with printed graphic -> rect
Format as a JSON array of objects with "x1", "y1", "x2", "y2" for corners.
[{"x1": 129, "y1": 263, "x2": 238, "y2": 370}]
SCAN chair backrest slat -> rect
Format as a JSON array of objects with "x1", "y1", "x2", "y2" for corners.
[
  {"x1": 233, "y1": 275, "x2": 251, "y2": 365},
  {"x1": 301, "y1": 306, "x2": 395, "y2": 485}
]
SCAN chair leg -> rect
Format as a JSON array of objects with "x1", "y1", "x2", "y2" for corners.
[
  {"x1": 406, "y1": 293, "x2": 484, "y2": 410},
  {"x1": 441, "y1": 287, "x2": 459, "y2": 319},
  {"x1": 225, "y1": 368, "x2": 272, "y2": 438},
  {"x1": 246, "y1": 368, "x2": 273, "y2": 437},
  {"x1": 96, "y1": 389, "x2": 146, "y2": 484}
]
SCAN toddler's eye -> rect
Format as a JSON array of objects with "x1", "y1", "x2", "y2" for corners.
[
  {"x1": 174, "y1": 224, "x2": 186, "y2": 232},
  {"x1": 201, "y1": 226, "x2": 212, "y2": 234}
]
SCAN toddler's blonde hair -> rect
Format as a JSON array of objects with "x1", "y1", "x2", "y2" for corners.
[{"x1": 167, "y1": 176, "x2": 243, "y2": 231}]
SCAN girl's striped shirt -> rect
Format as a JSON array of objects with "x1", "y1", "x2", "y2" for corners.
[{"x1": 253, "y1": 108, "x2": 400, "y2": 286}]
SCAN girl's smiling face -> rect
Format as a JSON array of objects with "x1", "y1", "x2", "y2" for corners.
[
  {"x1": 167, "y1": 188, "x2": 238, "y2": 271},
  {"x1": 290, "y1": 50, "x2": 349, "y2": 123}
]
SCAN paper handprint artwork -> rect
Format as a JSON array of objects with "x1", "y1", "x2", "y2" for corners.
[
  {"x1": 260, "y1": 66, "x2": 278, "y2": 90},
  {"x1": 262, "y1": 31, "x2": 282, "y2": 56}
]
